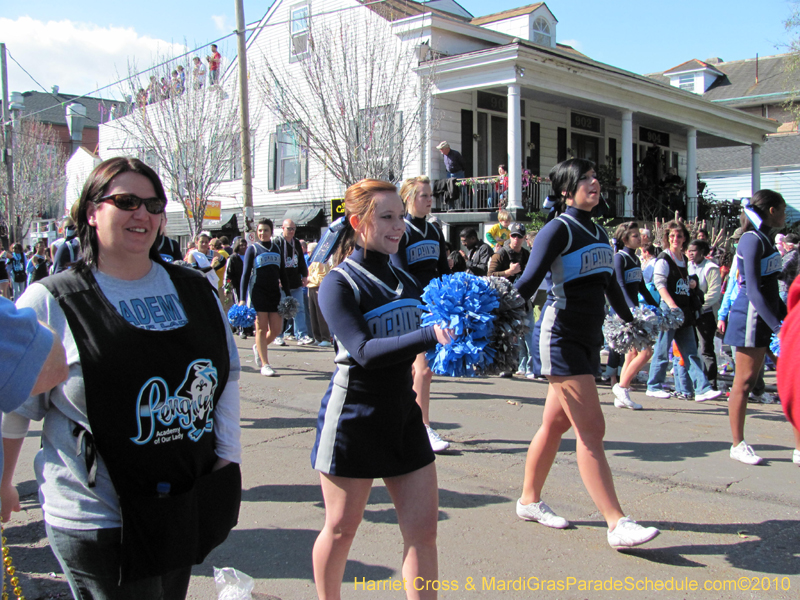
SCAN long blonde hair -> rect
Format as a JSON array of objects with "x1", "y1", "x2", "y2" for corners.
[
  {"x1": 332, "y1": 179, "x2": 398, "y2": 265},
  {"x1": 399, "y1": 176, "x2": 431, "y2": 214}
]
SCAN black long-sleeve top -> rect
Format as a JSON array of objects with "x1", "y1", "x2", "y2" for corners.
[{"x1": 514, "y1": 206, "x2": 633, "y2": 322}]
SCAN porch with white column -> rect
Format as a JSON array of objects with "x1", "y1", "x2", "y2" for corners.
[
  {"x1": 686, "y1": 128, "x2": 697, "y2": 220},
  {"x1": 751, "y1": 144, "x2": 761, "y2": 194},
  {"x1": 506, "y1": 83, "x2": 522, "y2": 211},
  {"x1": 621, "y1": 110, "x2": 633, "y2": 217}
]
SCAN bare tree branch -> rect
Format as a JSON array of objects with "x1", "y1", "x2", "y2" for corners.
[
  {"x1": 104, "y1": 53, "x2": 254, "y2": 238},
  {"x1": 257, "y1": 11, "x2": 434, "y2": 187},
  {"x1": 0, "y1": 118, "x2": 66, "y2": 241}
]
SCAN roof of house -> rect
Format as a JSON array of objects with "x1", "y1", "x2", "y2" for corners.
[
  {"x1": 360, "y1": 0, "x2": 471, "y2": 22},
  {"x1": 663, "y1": 59, "x2": 723, "y2": 75},
  {"x1": 698, "y1": 133, "x2": 800, "y2": 172},
  {"x1": 649, "y1": 53, "x2": 796, "y2": 102},
  {"x1": 470, "y1": 2, "x2": 545, "y2": 25},
  {"x1": 14, "y1": 90, "x2": 115, "y2": 130}
]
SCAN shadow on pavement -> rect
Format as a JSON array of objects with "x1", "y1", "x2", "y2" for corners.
[
  {"x1": 198, "y1": 527, "x2": 393, "y2": 582},
  {"x1": 565, "y1": 518, "x2": 800, "y2": 575},
  {"x1": 242, "y1": 417, "x2": 318, "y2": 430},
  {"x1": 625, "y1": 519, "x2": 800, "y2": 575}
]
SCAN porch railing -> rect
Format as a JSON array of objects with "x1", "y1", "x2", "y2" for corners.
[{"x1": 442, "y1": 176, "x2": 550, "y2": 213}]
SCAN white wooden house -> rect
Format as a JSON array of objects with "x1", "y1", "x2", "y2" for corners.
[{"x1": 98, "y1": 0, "x2": 777, "y2": 244}]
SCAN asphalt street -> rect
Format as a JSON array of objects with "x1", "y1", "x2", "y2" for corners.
[{"x1": 5, "y1": 336, "x2": 799, "y2": 600}]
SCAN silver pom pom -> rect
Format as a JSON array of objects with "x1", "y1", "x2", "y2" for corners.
[
  {"x1": 659, "y1": 307, "x2": 685, "y2": 331},
  {"x1": 277, "y1": 295, "x2": 300, "y2": 319},
  {"x1": 603, "y1": 306, "x2": 661, "y2": 354},
  {"x1": 484, "y1": 277, "x2": 529, "y2": 375}
]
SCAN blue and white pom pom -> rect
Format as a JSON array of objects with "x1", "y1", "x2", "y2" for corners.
[
  {"x1": 277, "y1": 296, "x2": 300, "y2": 320},
  {"x1": 420, "y1": 272, "x2": 499, "y2": 377},
  {"x1": 227, "y1": 304, "x2": 256, "y2": 328},
  {"x1": 484, "y1": 277, "x2": 529, "y2": 375},
  {"x1": 770, "y1": 327, "x2": 782, "y2": 356},
  {"x1": 659, "y1": 307, "x2": 685, "y2": 331}
]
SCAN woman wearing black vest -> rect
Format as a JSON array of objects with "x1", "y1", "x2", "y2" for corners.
[
  {"x1": 645, "y1": 220, "x2": 721, "y2": 402},
  {"x1": 1, "y1": 157, "x2": 241, "y2": 599}
]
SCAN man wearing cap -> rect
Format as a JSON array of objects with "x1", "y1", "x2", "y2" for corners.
[
  {"x1": 436, "y1": 141, "x2": 465, "y2": 179},
  {"x1": 488, "y1": 223, "x2": 529, "y2": 282}
]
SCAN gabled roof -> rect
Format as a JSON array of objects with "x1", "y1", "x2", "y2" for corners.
[
  {"x1": 698, "y1": 134, "x2": 800, "y2": 172},
  {"x1": 14, "y1": 91, "x2": 114, "y2": 130},
  {"x1": 664, "y1": 59, "x2": 723, "y2": 75},
  {"x1": 470, "y1": 3, "x2": 549, "y2": 26},
  {"x1": 360, "y1": 0, "x2": 471, "y2": 22},
  {"x1": 649, "y1": 54, "x2": 797, "y2": 103}
]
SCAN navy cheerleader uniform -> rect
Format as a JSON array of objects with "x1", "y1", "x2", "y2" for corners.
[
  {"x1": 240, "y1": 241, "x2": 290, "y2": 313},
  {"x1": 390, "y1": 215, "x2": 451, "y2": 288},
  {"x1": 615, "y1": 247, "x2": 657, "y2": 309},
  {"x1": 514, "y1": 206, "x2": 632, "y2": 377},
  {"x1": 311, "y1": 248, "x2": 439, "y2": 478},
  {"x1": 724, "y1": 226, "x2": 783, "y2": 348}
]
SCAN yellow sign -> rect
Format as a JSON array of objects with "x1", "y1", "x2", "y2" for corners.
[
  {"x1": 186, "y1": 199, "x2": 221, "y2": 221},
  {"x1": 203, "y1": 200, "x2": 221, "y2": 222},
  {"x1": 331, "y1": 198, "x2": 345, "y2": 219}
]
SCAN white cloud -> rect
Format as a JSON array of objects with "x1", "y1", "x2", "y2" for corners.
[
  {"x1": 559, "y1": 39, "x2": 583, "y2": 52},
  {"x1": 0, "y1": 16, "x2": 187, "y2": 99},
  {"x1": 211, "y1": 15, "x2": 231, "y2": 34}
]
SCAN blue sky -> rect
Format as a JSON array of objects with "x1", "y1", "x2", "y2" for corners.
[{"x1": 0, "y1": 0, "x2": 794, "y2": 98}]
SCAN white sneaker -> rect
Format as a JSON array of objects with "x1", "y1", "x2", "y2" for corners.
[
  {"x1": 516, "y1": 499, "x2": 569, "y2": 529},
  {"x1": 297, "y1": 336, "x2": 314, "y2": 346},
  {"x1": 426, "y1": 426, "x2": 450, "y2": 452},
  {"x1": 793, "y1": 449, "x2": 800, "y2": 465},
  {"x1": 757, "y1": 392, "x2": 775, "y2": 404},
  {"x1": 273, "y1": 337, "x2": 286, "y2": 346},
  {"x1": 613, "y1": 384, "x2": 642, "y2": 410},
  {"x1": 730, "y1": 441, "x2": 762, "y2": 465},
  {"x1": 607, "y1": 517, "x2": 660, "y2": 549},
  {"x1": 317, "y1": 340, "x2": 332, "y2": 348},
  {"x1": 260, "y1": 364, "x2": 275, "y2": 377},
  {"x1": 695, "y1": 389, "x2": 722, "y2": 402},
  {"x1": 252, "y1": 344, "x2": 261, "y2": 367},
  {"x1": 646, "y1": 389, "x2": 670, "y2": 399}
]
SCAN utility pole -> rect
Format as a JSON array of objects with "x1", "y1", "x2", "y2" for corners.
[
  {"x1": 1, "y1": 43, "x2": 15, "y2": 244},
  {"x1": 235, "y1": 0, "x2": 254, "y2": 232}
]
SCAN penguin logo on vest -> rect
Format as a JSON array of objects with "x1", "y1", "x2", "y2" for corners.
[{"x1": 131, "y1": 359, "x2": 218, "y2": 445}]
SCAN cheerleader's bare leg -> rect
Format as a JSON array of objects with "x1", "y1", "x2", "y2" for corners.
[
  {"x1": 384, "y1": 462, "x2": 439, "y2": 600},
  {"x1": 520, "y1": 383, "x2": 572, "y2": 505},
  {"x1": 313, "y1": 475, "x2": 373, "y2": 600},
  {"x1": 549, "y1": 374, "x2": 625, "y2": 527},
  {"x1": 729, "y1": 347, "x2": 766, "y2": 445}
]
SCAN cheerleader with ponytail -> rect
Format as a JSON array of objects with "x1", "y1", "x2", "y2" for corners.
[{"x1": 722, "y1": 190, "x2": 787, "y2": 465}]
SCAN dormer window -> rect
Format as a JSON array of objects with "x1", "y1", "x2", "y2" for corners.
[
  {"x1": 532, "y1": 17, "x2": 551, "y2": 47},
  {"x1": 678, "y1": 73, "x2": 694, "y2": 92}
]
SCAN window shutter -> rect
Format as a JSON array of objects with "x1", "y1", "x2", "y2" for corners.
[
  {"x1": 460, "y1": 109, "x2": 473, "y2": 178},
  {"x1": 557, "y1": 127, "x2": 567, "y2": 163},
  {"x1": 268, "y1": 132, "x2": 277, "y2": 191},
  {"x1": 300, "y1": 128, "x2": 309, "y2": 189},
  {"x1": 392, "y1": 111, "x2": 403, "y2": 180}
]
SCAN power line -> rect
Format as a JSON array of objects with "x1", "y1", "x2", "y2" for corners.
[{"x1": 3, "y1": 0, "x2": 398, "y2": 126}]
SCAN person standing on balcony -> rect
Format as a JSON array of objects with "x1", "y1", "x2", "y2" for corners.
[
  {"x1": 436, "y1": 141, "x2": 465, "y2": 179},
  {"x1": 207, "y1": 44, "x2": 221, "y2": 85}
]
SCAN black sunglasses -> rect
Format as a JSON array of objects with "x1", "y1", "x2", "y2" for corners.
[{"x1": 98, "y1": 194, "x2": 167, "y2": 214}]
